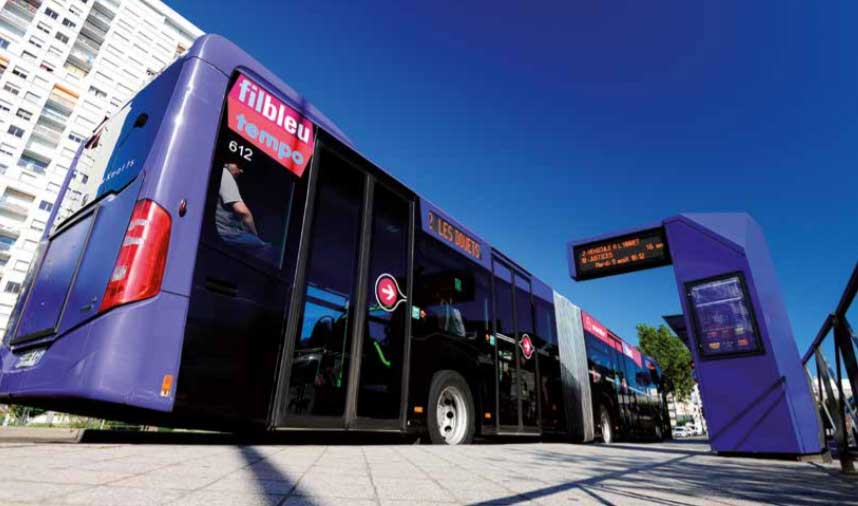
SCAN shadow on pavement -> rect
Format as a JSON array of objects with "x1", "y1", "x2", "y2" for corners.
[
  {"x1": 79, "y1": 428, "x2": 419, "y2": 446},
  {"x1": 238, "y1": 445, "x2": 311, "y2": 506}
]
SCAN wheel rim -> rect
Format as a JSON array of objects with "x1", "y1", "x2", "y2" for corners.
[
  {"x1": 436, "y1": 386, "x2": 468, "y2": 444},
  {"x1": 601, "y1": 414, "x2": 612, "y2": 443}
]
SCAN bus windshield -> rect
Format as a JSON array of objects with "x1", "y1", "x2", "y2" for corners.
[{"x1": 51, "y1": 61, "x2": 183, "y2": 233}]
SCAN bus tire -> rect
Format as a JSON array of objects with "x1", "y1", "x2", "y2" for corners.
[
  {"x1": 427, "y1": 370, "x2": 475, "y2": 445},
  {"x1": 599, "y1": 406, "x2": 614, "y2": 444}
]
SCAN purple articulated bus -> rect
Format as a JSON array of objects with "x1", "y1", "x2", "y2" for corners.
[{"x1": 0, "y1": 35, "x2": 667, "y2": 444}]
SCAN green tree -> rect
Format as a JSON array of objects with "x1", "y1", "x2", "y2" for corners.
[{"x1": 636, "y1": 323, "x2": 695, "y2": 401}]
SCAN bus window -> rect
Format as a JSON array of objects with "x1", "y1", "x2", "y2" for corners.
[
  {"x1": 209, "y1": 131, "x2": 298, "y2": 267},
  {"x1": 412, "y1": 236, "x2": 491, "y2": 340},
  {"x1": 52, "y1": 61, "x2": 183, "y2": 232},
  {"x1": 535, "y1": 298, "x2": 564, "y2": 432},
  {"x1": 515, "y1": 277, "x2": 538, "y2": 427}
]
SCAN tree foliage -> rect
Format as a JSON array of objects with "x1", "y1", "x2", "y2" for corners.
[{"x1": 636, "y1": 323, "x2": 695, "y2": 401}]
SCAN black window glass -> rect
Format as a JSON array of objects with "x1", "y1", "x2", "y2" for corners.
[
  {"x1": 534, "y1": 297, "x2": 564, "y2": 431},
  {"x1": 493, "y1": 263, "x2": 515, "y2": 337},
  {"x1": 413, "y1": 236, "x2": 491, "y2": 340},
  {"x1": 358, "y1": 184, "x2": 410, "y2": 419},
  {"x1": 287, "y1": 154, "x2": 364, "y2": 417},
  {"x1": 208, "y1": 131, "x2": 299, "y2": 268}
]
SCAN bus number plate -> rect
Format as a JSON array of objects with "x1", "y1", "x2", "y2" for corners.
[{"x1": 15, "y1": 348, "x2": 46, "y2": 369}]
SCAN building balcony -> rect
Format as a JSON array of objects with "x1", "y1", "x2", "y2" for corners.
[
  {"x1": 66, "y1": 48, "x2": 95, "y2": 72},
  {"x1": 73, "y1": 34, "x2": 101, "y2": 54},
  {"x1": 16, "y1": 152, "x2": 49, "y2": 176},
  {"x1": 4, "y1": 0, "x2": 39, "y2": 19},
  {"x1": 0, "y1": 199, "x2": 30, "y2": 217},
  {"x1": 38, "y1": 105, "x2": 70, "y2": 127},
  {"x1": 86, "y1": 8, "x2": 113, "y2": 32},
  {"x1": 80, "y1": 20, "x2": 107, "y2": 43},
  {"x1": 0, "y1": 223, "x2": 20, "y2": 239},
  {"x1": 46, "y1": 92, "x2": 77, "y2": 113},
  {"x1": 30, "y1": 125, "x2": 62, "y2": 146},
  {"x1": 0, "y1": 10, "x2": 30, "y2": 36}
]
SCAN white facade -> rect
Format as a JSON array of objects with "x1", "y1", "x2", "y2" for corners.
[
  {"x1": 668, "y1": 383, "x2": 707, "y2": 433},
  {"x1": 0, "y1": 0, "x2": 201, "y2": 334}
]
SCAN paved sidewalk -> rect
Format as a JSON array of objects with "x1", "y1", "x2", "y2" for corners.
[{"x1": 0, "y1": 438, "x2": 854, "y2": 505}]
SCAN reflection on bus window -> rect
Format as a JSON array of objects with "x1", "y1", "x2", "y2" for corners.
[{"x1": 412, "y1": 236, "x2": 491, "y2": 340}]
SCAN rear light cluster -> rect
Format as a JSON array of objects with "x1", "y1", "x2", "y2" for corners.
[{"x1": 99, "y1": 199, "x2": 171, "y2": 313}]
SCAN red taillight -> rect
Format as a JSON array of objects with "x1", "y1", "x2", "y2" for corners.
[{"x1": 99, "y1": 199, "x2": 171, "y2": 313}]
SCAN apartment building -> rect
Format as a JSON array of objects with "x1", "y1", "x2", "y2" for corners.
[{"x1": 0, "y1": 0, "x2": 201, "y2": 334}]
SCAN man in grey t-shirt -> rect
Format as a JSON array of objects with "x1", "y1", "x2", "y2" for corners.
[{"x1": 215, "y1": 162, "x2": 270, "y2": 255}]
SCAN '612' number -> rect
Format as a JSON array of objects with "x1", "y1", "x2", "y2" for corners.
[{"x1": 228, "y1": 140, "x2": 253, "y2": 161}]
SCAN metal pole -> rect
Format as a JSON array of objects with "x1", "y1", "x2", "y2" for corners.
[{"x1": 835, "y1": 328, "x2": 856, "y2": 473}]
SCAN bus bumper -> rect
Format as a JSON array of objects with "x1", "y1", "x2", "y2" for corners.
[{"x1": 0, "y1": 291, "x2": 188, "y2": 413}]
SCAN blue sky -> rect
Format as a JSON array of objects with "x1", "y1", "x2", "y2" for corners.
[{"x1": 172, "y1": 0, "x2": 856, "y2": 351}]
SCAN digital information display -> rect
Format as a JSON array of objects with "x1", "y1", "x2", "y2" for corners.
[
  {"x1": 687, "y1": 273, "x2": 763, "y2": 359},
  {"x1": 420, "y1": 199, "x2": 492, "y2": 270},
  {"x1": 573, "y1": 227, "x2": 671, "y2": 280}
]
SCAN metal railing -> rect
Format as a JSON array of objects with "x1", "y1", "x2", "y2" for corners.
[{"x1": 802, "y1": 262, "x2": 858, "y2": 474}]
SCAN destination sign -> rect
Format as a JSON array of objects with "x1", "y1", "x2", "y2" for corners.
[
  {"x1": 573, "y1": 227, "x2": 671, "y2": 280},
  {"x1": 420, "y1": 199, "x2": 491, "y2": 270},
  {"x1": 427, "y1": 210, "x2": 482, "y2": 262}
]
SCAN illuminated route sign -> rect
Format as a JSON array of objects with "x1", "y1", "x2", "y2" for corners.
[
  {"x1": 420, "y1": 199, "x2": 491, "y2": 270},
  {"x1": 572, "y1": 227, "x2": 671, "y2": 280}
]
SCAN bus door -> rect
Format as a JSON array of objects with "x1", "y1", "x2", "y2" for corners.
[
  {"x1": 614, "y1": 344, "x2": 637, "y2": 435},
  {"x1": 273, "y1": 139, "x2": 413, "y2": 430},
  {"x1": 492, "y1": 257, "x2": 539, "y2": 434}
]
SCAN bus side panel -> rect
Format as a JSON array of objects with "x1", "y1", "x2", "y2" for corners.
[
  {"x1": 136, "y1": 58, "x2": 229, "y2": 300},
  {"x1": 553, "y1": 291, "x2": 594, "y2": 442}
]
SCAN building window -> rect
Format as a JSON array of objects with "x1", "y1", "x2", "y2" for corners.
[
  {"x1": 88, "y1": 86, "x2": 107, "y2": 99},
  {"x1": 0, "y1": 37, "x2": 9, "y2": 50},
  {"x1": 23, "y1": 92, "x2": 41, "y2": 104},
  {"x1": 13, "y1": 260, "x2": 29, "y2": 273},
  {"x1": 6, "y1": 126, "x2": 24, "y2": 138},
  {"x1": 15, "y1": 109, "x2": 31, "y2": 121},
  {"x1": 4, "y1": 282, "x2": 22, "y2": 294},
  {"x1": 36, "y1": 22, "x2": 51, "y2": 35},
  {"x1": 44, "y1": 7, "x2": 59, "y2": 19},
  {"x1": 68, "y1": 132, "x2": 85, "y2": 144},
  {"x1": 30, "y1": 219, "x2": 45, "y2": 231},
  {"x1": 0, "y1": 144, "x2": 14, "y2": 157},
  {"x1": 61, "y1": 18, "x2": 76, "y2": 29},
  {"x1": 55, "y1": 32, "x2": 69, "y2": 44},
  {"x1": 40, "y1": 63, "x2": 54, "y2": 73},
  {"x1": 0, "y1": 101, "x2": 10, "y2": 113},
  {"x1": 39, "y1": 200, "x2": 53, "y2": 211},
  {"x1": 23, "y1": 240, "x2": 37, "y2": 251},
  {"x1": 11, "y1": 67, "x2": 28, "y2": 80},
  {"x1": 29, "y1": 36, "x2": 44, "y2": 49},
  {"x1": 21, "y1": 52, "x2": 37, "y2": 61},
  {"x1": 3, "y1": 83, "x2": 21, "y2": 96}
]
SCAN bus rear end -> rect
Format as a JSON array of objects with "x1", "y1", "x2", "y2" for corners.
[{"x1": 0, "y1": 58, "x2": 192, "y2": 422}]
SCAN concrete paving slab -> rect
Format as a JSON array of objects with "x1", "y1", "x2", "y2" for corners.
[{"x1": 0, "y1": 438, "x2": 855, "y2": 505}]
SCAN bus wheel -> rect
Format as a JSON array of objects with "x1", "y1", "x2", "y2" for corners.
[
  {"x1": 427, "y1": 370, "x2": 475, "y2": 445},
  {"x1": 599, "y1": 406, "x2": 614, "y2": 444}
]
